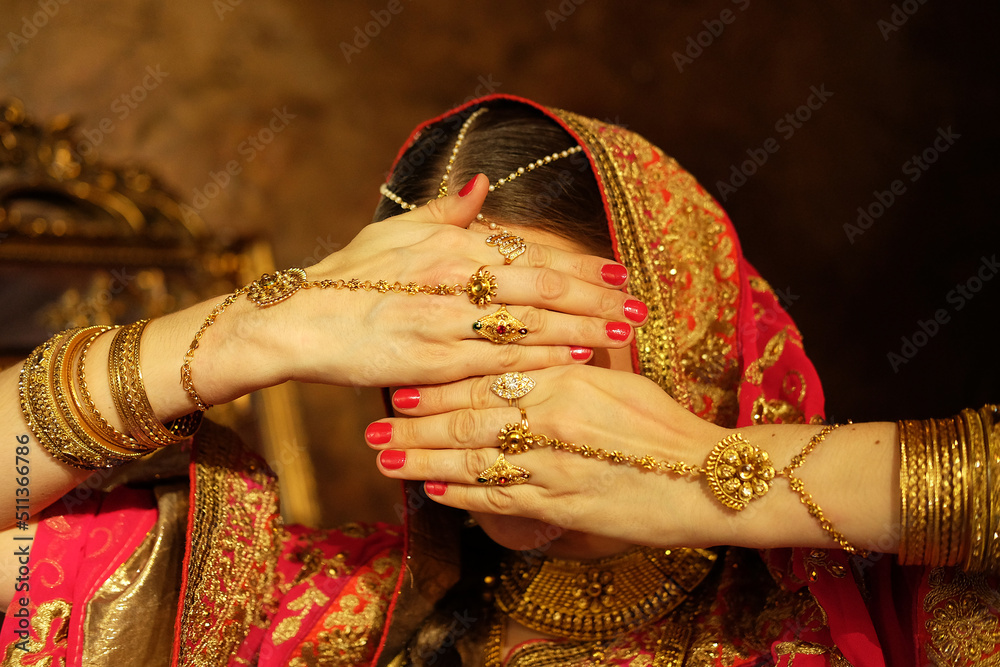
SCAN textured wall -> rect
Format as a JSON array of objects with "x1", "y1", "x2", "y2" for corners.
[{"x1": 2, "y1": 0, "x2": 996, "y2": 525}]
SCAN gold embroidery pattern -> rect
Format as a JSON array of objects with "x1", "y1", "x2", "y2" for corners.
[
  {"x1": 2, "y1": 599, "x2": 72, "y2": 666},
  {"x1": 289, "y1": 551, "x2": 401, "y2": 667},
  {"x1": 176, "y1": 423, "x2": 282, "y2": 665},
  {"x1": 803, "y1": 549, "x2": 847, "y2": 582},
  {"x1": 555, "y1": 111, "x2": 740, "y2": 428},
  {"x1": 923, "y1": 568, "x2": 1000, "y2": 666},
  {"x1": 744, "y1": 328, "x2": 788, "y2": 386},
  {"x1": 775, "y1": 641, "x2": 853, "y2": 666}
]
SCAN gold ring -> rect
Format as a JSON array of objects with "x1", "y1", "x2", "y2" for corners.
[
  {"x1": 486, "y1": 229, "x2": 527, "y2": 265},
  {"x1": 476, "y1": 452, "x2": 530, "y2": 486},
  {"x1": 498, "y1": 409, "x2": 533, "y2": 455},
  {"x1": 473, "y1": 305, "x2": 528, "y2": 345},
  {"x1": 491, "y1": 372, "x2": 536, "y2": 406},
  {"x1": 466, "y1": 266, "x2": 498, "y2": 307}
]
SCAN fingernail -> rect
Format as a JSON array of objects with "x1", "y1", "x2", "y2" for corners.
[
  {"x1": 379, "y1": 450, "x2": 406, "y2": 470},
  {"x1": 392, "y1": 388, "x2": 420, "y2": 409},
  {"x1": 601, "y1": 264, "x2": 628, "y2": 286},
  {"x1": 606, "y1": 322, "x2": 631, "y2": 341},
  {"x1": 570, "y1": 346, "x2": 593, "y2": 360},
  {"x1": 623, "y1": 300, "x2": 648, "y2": 323},
  {"x1": 365, "y1": 422, "x2": 392, "y2": 445},
  {"x1": 458, "y1": 174, "x2": 477, "y2": 197},
  {"x1": 425, "y1": 481, "x2": 448, "y2": 496}
]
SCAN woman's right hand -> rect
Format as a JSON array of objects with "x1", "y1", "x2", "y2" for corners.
[{"x1": 190, "y1": 174, "x2": 646, "y2": 405}]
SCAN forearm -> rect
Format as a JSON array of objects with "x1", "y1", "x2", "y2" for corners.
[
  {"x1": 0, "y1": 294, "x2": 274, "y2": 526},
  {"x1": 716, "y1": 422, "x2": 900, "y2": 553}
]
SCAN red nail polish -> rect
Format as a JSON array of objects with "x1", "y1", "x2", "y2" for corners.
[
  {"x1": 458, "y1": 175, "x2": 477, "y2": 197},
  {"x1": 601, "y1": 264, "x2": 628, "y2": 286},
  {"x1": 606, "y1": 322, "x2": 631, "y2": 341},
  {"x1": 623, "y1": 300, "x2": 648, "y2": 323},
  {"x1": 379, "y1": 450, "x2": 406, "y2": 470},
  {"x1": 365, "y1": 422, "x2": 392, "y2": 445},
  {"x1": 392, "y1": 388, "x2": 420, "y2": 409},
  {"x1": 425, "y1": 481, "x2": 448, "y2": 496},
  {"x1": 570, "y1": 346, "x2": 593, "y2": 360}
]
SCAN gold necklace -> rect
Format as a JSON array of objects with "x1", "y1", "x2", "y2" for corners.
[{"x1": 494, "y1": 547, "x2": 717, "y2": 643}]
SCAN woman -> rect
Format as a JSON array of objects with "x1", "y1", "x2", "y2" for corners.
[{"x1": 1, "y1": 95, "x2": 996, "y2": 666}]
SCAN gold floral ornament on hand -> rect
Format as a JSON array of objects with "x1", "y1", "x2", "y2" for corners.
[
  {"x1": 477, "y1": 452, "x2": 530, "y2": 486},
  {"x1": 466, "y1": 266, "x2": 498, "y2": 307},
  {"x1": 497, "y1": 409, "x2": 533, "y2": 454},
  {"x1": 181, "y1": 266, "x2": 504, "y2": 410},
  {"x1": 703, "y1": 433, "x2": 776, "y2": 510},
  {"x1": 473, "y1": 305, "x2": 528, "y2": 345}
]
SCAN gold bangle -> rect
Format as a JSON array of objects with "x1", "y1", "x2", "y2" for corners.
[
  {"x1": 897, "y1": 420, "x2": 911, "y2": 562},
  {"x1": 962, "y1": 408, "x2": 988, "y2": 571},
  {"x1": 109, "y1": 321, "x2": 202, "y2": 449},
  {"x1": 982, "y1": 405, "x2": 1000, "y2": 569},
  {"x1": 70, "y1": 325, "x2": 143, "y2": 451},
  {"x1": 54, "y1": 327, "x2": 148, "y2": 462},
  {"x1": 20, "y1": 330, "x2": 130, "y2": 470},
  {"x1": 926, "y1": 419, "x2": 942, "y2": 566}
]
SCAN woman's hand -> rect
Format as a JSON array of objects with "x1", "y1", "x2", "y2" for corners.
[
  {"x1": 366, "y1": 365, "x2": 737, "y2": 549},
  {"x1": 368, "y1": 363, "x2": 900, "y2": 553},
  {"x1": 196, "y1": 175, "x2": 646, "y2": 400}
]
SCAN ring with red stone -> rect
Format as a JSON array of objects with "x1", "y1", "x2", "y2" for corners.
[
  {"x1": 473, "y1": 305, "x2": 528, "y2": 344},
  {"x1": 476, "y1": 452, "x2": 530, "y2": 486}
]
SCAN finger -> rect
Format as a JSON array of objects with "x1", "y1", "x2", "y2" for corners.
[
  {"x1": 488, "y1": 265, "x2": 646, "y2": 324},
  {"x1": 489, "y1": 239, "x2": 632, "y2": 291},
  {"x1": 366, "y1": 406, "x2": 520, "y2": 451},
  {"x1": 458, "y1": 306, "x2": 634, "y2": 348},
  {"x1": 399, "y1": 174, "x2": 488, "y2": 229},
  {"x1": 391, "y1": 376, "x2": 507, "y2": 415},
  {"x1": 376, "y1": 447, "x2": 506, "y2": 484}
]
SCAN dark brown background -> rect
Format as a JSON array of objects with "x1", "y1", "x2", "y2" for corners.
[{"x1": 2, "y1": 0, "x2": 997, "y2": 526}]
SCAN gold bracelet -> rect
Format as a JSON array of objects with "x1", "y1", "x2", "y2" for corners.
[
  {"x1": 109, "y1": 321, "x2": 202, "y2": 449},
  {"x1": 71, "y1": 325, "x2": 143, "y2": 451},
  {"x1": 497, "y1": 418, "x2": 867, "y2": 554},
  {"x1": 19, "y1": 329, "x2": 133, "y2": 470},
  {"x1": 53, "y1": 327, "x2": 148, "y2": 463},
  {"x1": 926, "y1": 418, "x2": 942, "y2": 566},
  {"x1": 963, "y1": 408, "x2": 988, "y2": 571},
  {"x1": 180, "y1": 267, "x2": 501, "y2": 410},
  {"x1": 982, "y1": 405, "x2": 1000, "y2": 568}
]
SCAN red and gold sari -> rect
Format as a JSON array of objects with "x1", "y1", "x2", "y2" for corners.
[{"x1": 3, "y1": 96, "x2": 996, "y2": 666}]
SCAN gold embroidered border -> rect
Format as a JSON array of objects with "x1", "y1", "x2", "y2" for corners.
[{"x1": 176, "y1": 422, "x2": 281, "y2": 665}]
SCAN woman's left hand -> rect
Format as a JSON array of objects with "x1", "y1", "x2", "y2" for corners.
[{"x1": 366, "y1": 365, "x2": 739, "y2": 549}]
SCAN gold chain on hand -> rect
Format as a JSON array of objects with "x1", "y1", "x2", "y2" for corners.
[
  {"x1": 498, "y1": 419, "x2": 868, "y2": 555},
  {"x1": 180, "y1": 267, "x2": 494, "y2": 411}
]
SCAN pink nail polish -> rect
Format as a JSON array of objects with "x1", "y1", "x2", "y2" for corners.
[
  {"x1": 365, "y1": 422, "x2": 392, "y2": 445},
  {"x1": 458, "y1": 175, "x2": 477, "y2": 197},
  {"x1": 606, "y1": 322, "x2": 631, "y2": 341},
  {"x1": 623, "y1": 300, "x2": 648, "y2": 323},
  {"x1": 379, "y1": 450, "x2": 406, "y2": 470},
  {"x1": 570, "y1": 346, "x2": 593, "y2": 360},
  {"x1": 601, "y1": 264, "x2": 628, "y2": 286},
  {"x1": 425, "y1": 481, "x2": 448, "y2": 496},
  {"x1": 392, "y1": 388, "x2": 420, "y2": 409}
]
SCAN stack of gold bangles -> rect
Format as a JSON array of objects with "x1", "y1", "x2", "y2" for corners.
[
  {"x1": 19, "y1": 322, "x2": 203, "y2": 470},
  {"x1": 898, "y1": 406, "x2": 999, "y2": 571}
]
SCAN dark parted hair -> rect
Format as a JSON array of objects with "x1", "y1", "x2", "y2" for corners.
[{"x1": 374, "y1": 101, "x2": 612, "y2": 258}]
